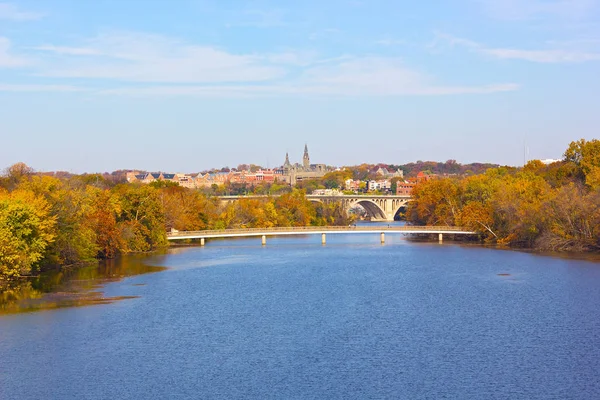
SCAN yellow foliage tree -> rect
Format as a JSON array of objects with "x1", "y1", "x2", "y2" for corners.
[{"x1": 0, "y1": 190, "x2": 56, "y2": 286}]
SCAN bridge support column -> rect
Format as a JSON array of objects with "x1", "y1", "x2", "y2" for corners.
[
  {"x1": 262, "y1": 235, "x2": 266, "y2": 246},
  {"x1": 322, "y1": 233, "x2": 326, "y2": 245},
  {"x1": 439, "y1": 233, "x2": 443, "y2": 243},
  {"x1": 200, "y1": 238, "x2": 205, "y2": 246},
  {"x1": 380, "y1": 232, "x2": 385, "y2": 244}
]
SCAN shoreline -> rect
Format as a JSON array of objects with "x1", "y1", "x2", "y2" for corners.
[{"x1": 3, "y1": 234, "x2": 599, "y2": 315}]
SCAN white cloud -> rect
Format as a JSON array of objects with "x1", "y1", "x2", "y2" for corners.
[
  {"x1": 98, "y1": 57, "x2": 519, "y2": 98},
  {"x1": 0, "y1": 2, "x2": 42, "y2": 20},
  {"x1": 0, "y1": 83, "x2": 84, "y2": 92},
  {"x1": 34, "y1": 32, "x2": 286, "y2": 83},
  {"x1": 482, "y1": 47, "x2": 600, "y2": 62},
  {"x1": 33, "y1": 45, "x2": 102, "y2": 56},
  {"x1": 9, "y1": 32, "x2": 518, "y2": 98},
  {"x1": 265, "y1": 50, "x2": 318, "y2": 66},
  {"x1": 0, "y1": 37, "x2": 30, "y2": 67},
  {"x1": 296, "y1": 57, "x2": 518, "y2": 96},
  {"x1": 436, "y1": 32, "x2": 600, "y2": 63}
]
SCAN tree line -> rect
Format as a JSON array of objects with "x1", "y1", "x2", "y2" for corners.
[
  {"x1": 407, "y1": 139, "x2": 600, "y2": 252},
  {"x1": 0, "y1": 166, "x2": 352, "y2": 290}
]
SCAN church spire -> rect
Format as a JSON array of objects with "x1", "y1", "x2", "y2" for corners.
[
  {"x1": 303, "y1": 143, "x2": 310, "y2": 169},
  {"x1": 284, "y1": 152, "x2": 291, "y2": 167}
]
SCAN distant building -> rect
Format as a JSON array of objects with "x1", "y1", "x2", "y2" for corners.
[
  {"x1": 368, "y1": 180, "x2": 391, "y2": 191},
  {"x1": 416, "y1": 171, "x2": 435, "y2": 182},
  {"x1": 125, "y1": 146, "x2": 330, "y2": 189},
  {"x1": 394, "y1": 171, "x2": 435, "y2": 196},
  {"x1": 126, "y1": 172, "x2": 162, "y2": 184},
  {"x1": 345, "y1": 179, "x2": 362, "y2": 192},
  {"x1": 396, "y1": 181, "x2": 416, "y2": 196},
  {"x1": 176, "y1": 173, "x2": 197, "y2": 188},
  {"x1": 276, "y1": 144, "x2": 331, "y2": 185},
  {"x1": 376, "y1": 167, "x2": 404, "y2": 179},
  {"x1": 538, "y1": 159, "x2": 562, "y2": 165}
]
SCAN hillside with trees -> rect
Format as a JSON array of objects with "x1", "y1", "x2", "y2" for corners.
[{"x1": 407, "y1": 139, "x2": 600, "y2": 252}]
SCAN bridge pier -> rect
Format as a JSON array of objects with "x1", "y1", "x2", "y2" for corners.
[
  {"x1": 322, "y1": 233, "x2": 326, "y2": 245},
  {"x1": 200, "y1": 238, "x2": 205, "y2": 246},
  {"x1": 262, "y1": 235, "x2": 266, "y2": 246},
  {"x1": 380, "y1": 232, "x2": 385, "y2": 244},
  {"x1": 439, "y1": 233, "x2": 443, "y2": 243}
]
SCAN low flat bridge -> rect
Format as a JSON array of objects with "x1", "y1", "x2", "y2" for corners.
[
  {"x1": 220, "y1": 195, "x2": 412, "y2": 222},
  {"x1": 167, "y1": 226, "x2": 477, "y2": 245}
]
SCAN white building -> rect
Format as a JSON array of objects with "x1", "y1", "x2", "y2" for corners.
[{"x1": 368, "y1": 180, "x2": 391, "y2": 191}]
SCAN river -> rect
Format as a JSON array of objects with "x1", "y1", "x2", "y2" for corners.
[{"x1": 1, "y1": 224, "x2": 600, "y2": 399}]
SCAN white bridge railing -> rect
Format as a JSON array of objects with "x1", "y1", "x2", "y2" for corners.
[{"x1": 167, "y1": 225, "x2": 477, "y2": 241}]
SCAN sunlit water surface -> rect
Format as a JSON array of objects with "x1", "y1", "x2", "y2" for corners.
[{"x1": 1, "y1": 227, "x2": 600, "y2": 399}]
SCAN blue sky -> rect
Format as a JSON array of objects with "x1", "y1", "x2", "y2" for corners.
[{"x1": 1, "y1": 0, "x2": 599, "y2": 172}]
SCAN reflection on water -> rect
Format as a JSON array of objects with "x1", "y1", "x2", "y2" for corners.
[
  {"x1": 0, "y1": 255, "x2": 166, "y2": 314},
  {"x1": 2, "y1": 220, "x2": 599, "y2": 315},
  {"x1": 2, "y1": 231, "x2": 600, "y2": 399}
]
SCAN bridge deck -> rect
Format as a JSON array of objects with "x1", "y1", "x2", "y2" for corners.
[{"x1": 167, "y1": 226, "x2": 476, "y2": 240}]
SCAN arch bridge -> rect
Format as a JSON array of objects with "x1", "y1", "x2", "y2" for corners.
[{"x1": 219, "y1": 195, "x2": 412, "y2": 222}]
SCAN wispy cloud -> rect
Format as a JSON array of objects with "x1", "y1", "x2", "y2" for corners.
[
  {"x1": 294, "y1": 57, "x2": 518, "y2": 96},
  {"x1": 483, "y1": 47, "x2": 600, "y2": 62},
  {"x1": 0, "y1": 83, "x2": 84, "y2": 92},
  {"x1": 265, "y1": 50, "x2": 318, "y2": 66},
  {"x1": 0, "y1": 37, "x2": 30, "y2": 67},
  {"x1": 8, "y1": 32, "x2": 519, "y2": 98},
  {"x1": 32, "y1": 45, "x2": 102, "y2": 56},
  {"x1": 33, "y1": 32, "x2": 286, "y2": 83},
  {"x1": 98, "y1": 57, "x2": 519, "y2": 98},
  {"x1": 0, "y1": 2, "x2": 43, "y2": 20},
  {"x1": 435, "y1": 32, "x2": 600, "y2": 63}
]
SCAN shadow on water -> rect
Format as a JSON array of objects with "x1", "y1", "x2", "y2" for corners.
[{"x1": 0, "y1": 254, "x2": 167, "y2": 315}]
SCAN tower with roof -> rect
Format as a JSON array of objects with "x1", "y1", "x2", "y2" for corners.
[{"x1": 303, "y1": 144, "x2": 310, "y2": 170}]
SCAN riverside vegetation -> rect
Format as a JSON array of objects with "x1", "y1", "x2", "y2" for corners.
[
  {"x1": 1, "y1": 139, "x2": 598, "y2": 294},
  {"x1": 407, "y1": 139, "x2": 600, "y2": 252},
  {"x1": 0, "y1": 165, "x2": 351, "y2": 292}
]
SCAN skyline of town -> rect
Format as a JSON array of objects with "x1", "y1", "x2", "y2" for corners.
[{"x1": 6, "y1": 143, "x2": 560, "y2": 175}]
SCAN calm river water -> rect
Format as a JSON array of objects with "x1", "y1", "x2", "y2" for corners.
[{"x1": 1, "y1": 226, "x2": 600, "y2": 399}]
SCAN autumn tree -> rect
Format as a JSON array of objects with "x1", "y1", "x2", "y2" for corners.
[
  {"x1": 564, "y1": 139, "x2": 600, "y2": 189},
  {"x1": 0, "y1": 190, "x2": 56, "y2": 288},
  {"x1": 112, "y1": 185, "x2": 167, "y2": 252},
  {"x1": 407, "y1": 178, "x2": 461, "y2": 226}
]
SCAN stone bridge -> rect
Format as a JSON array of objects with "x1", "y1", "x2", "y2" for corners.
[{"x1": 219, "y1": 195, "x2": 412, "y2": 222}]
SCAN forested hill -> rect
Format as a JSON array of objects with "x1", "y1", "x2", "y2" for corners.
[
  {"x1": 343, "y1": 160, "x2": 499, "y2": 181},
  {"x1": 407, "y1": 139, "x2": 600, "y2": 252}
]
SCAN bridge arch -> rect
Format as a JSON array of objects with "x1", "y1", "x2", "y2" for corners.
[
  {"x1": 392, "y1": 204, "x2": 409, "y2": 221},
  {"x1": 391, "y1": 199, "x2": 410, "y2": 221},
  {"x1": 347, "y1": 199, "x2": 387, "y2": 221}
]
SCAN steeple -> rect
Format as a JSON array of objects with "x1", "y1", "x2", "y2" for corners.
[
  {"x1": 284, "y1": 152, "x2": 291, "y2": 168},
  {"x1": 303, "y1": 144, "x2": 310, "y2": 169}
]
